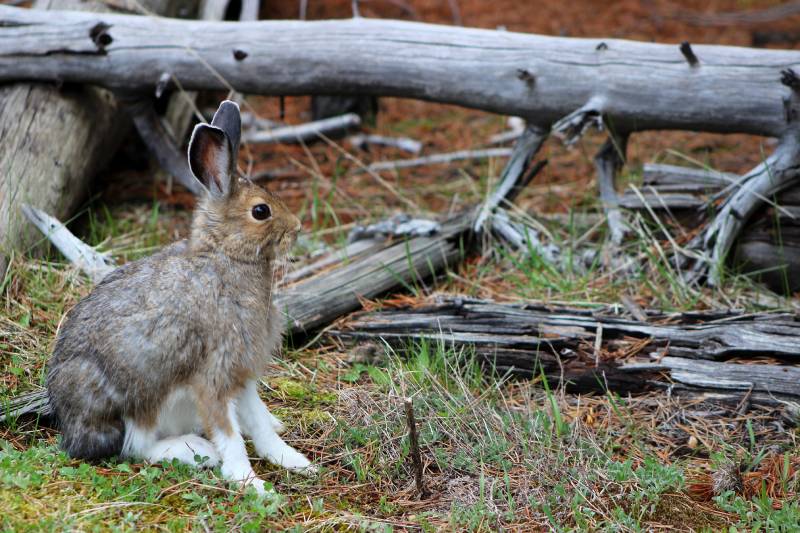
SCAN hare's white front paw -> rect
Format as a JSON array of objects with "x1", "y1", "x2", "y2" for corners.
[
  {"x1": 243, "y1": 477, "x2": 273, "y2": 496},
  {"x1": 258, "y1": 437, "x2": 317, "y2": 475}
]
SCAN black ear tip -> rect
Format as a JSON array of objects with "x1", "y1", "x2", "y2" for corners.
[
  {"x1": 210, "y1": 100, "x2": 242, "y2": 152},
  {"x1": 212, "y1": 100, "x2": 241, "y2": 123},
  {"x1": 219, "y1": 100, "x2": 240, "y2": 113}
]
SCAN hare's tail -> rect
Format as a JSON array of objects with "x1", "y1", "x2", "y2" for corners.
[
  {"x1": 47, "y1": 357, "x2": 126, "y2": 461},
  {"x1": 56, "y1": 409, "x2": 125, "y2": 461}
]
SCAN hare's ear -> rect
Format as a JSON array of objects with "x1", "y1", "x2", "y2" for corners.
[
  {"x1": 210, "y1": 100, "x2": 241, "y2": 157},
  {"x1": 188, "y1": 123, "x2": 234, "y2": 199}
]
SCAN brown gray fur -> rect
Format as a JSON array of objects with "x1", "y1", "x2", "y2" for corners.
[{"x1": 46, "y1": 101, "x2": 300, "y2": 461}]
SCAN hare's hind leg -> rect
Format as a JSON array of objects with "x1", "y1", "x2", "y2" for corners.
[
  {"x1": 147, "y1": 435, "x2": 220, "y2": 467},
  {"x1": 236, "y1": 380, "x2": 315, "y2": 474},
  {"x1": 122, "y1": 419, "x2": 219, "y2": 467}
]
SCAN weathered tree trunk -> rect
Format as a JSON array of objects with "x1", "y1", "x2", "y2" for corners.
[
  {"x1": 0, "y1": 0, "x2": 194, "y2": 277},
  {"x1": 0, "y1": 8, "x2": 797, "y2": 137},
  {"x1": 332, "y1": 297, "x2": 800, "y2": 404}
]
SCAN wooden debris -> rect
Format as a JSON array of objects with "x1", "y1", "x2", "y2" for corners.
[
  {"x1": 6, "y1": 8, "x2": 796, "y2": 139},
  {"x1": 474, "y1": 125, "x2": 547, "y2": 232},
  {"x1": 348, "y1": 214, "x2": 441, "y2": 242},
  {"x1": 621, "y1": 163, "x2": 800, "y2": 293},
  {"x1": 123, "y1": 97, "x2": 204, "y2": 195},
  {"x1": 242, "y1": 113, "x2": 361, "y2": 144},
  {"x1": 0, "y1": 0, "x2": 190, "y2": 275},
  {"x1": 0, "y1": 389, "x2": 50, "y2": 422},
  {"x1": 21, "y1": 205, "x2": 115, "y2": 283},
  {"x1": 594, "y1": 133, "x2": 629, "y2": 244},
  {"x1": 3, "y1": 7, "x2": 800, "y2": 264},
  {"x1": 348, "y1": 134, "x2": 422, "y2": 155},
  {"x1": 404, "y1": 397, "x2": 426, "y2": 498},
  {"x1": 283, "y1": 238, "x2": 385, "y2": 284},
  {"x1": 278, "y1": 215, "x2": 471, "y2": 334},
  {"x1": 488, "y1": 116, "x2": 526, "y2": 145},
  {"x1": 331, "y1": 297, "x2": 800, "y2": 403},
  {"x1": 363, "y1": 148, "x2": 512, "y2": 173}
]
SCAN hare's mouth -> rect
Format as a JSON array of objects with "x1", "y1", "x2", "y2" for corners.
[{"x1": 278, "y1": 231, "x2": 297, "y2": 253}]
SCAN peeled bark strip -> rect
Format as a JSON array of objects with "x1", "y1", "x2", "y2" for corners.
[
  {"x1": 331, "y1": 297, "x2": 800, "y2": 402},
  {"x1": 0, "y1": 7, "x2": 797, "y2": 138}
]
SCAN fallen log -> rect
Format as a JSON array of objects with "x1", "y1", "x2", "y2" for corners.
[
  {"x1": 330, "y1": 297, "x2": 800, "y2": 403},
  {"x1": 278, "y1": 214, "x2": 470, "y2": 334},
  {"x1": 1, "y1": 8, "x2": 796, "y2": 137},
  {"x1": 0, "y1": 0, "x2": 196, "y2": 277}
]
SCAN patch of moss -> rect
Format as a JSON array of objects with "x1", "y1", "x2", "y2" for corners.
[{"x1": 267, "y1": 378, "x2": 337, "y2": 406}]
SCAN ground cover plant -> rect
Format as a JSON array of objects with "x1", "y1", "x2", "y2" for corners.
[{"x1": 3, "y1": 0, "x2": 800, "y2": 530}]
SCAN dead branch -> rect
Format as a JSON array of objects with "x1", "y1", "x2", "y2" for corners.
[
  {"x1": 21, "y1": 205, "x2": 115, "y2": 283},
  {"x1": 404, "y1": 397, "x2": 426, "y2": 497},
  {"x1": 122, "y1": 97, "x2": 204, "y2": 195},
  {"x1": 278, "y1": 214, "x2": 471, "y2": 334},
  {"x1": 242, "y1": 113, "x2": 361, "y2": 144},
  {"x1": 348, "y1": 134, "x2": 422, "y2": 154},
  {"x1": 474, "y1": 125, "x2": 548, "y2": 233},
  {"x1": 363, "y1": 148, "x2": 512, "y2": 173},
  {"x1": 594, "y1": 133, "x2": 629, "y2": 244}
]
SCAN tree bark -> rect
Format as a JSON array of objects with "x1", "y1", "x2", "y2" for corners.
[
  {"x1": 0, "y1": 0, "x2": 195, "y2": 277},
  {"x1": 0, "y1": 7, "x2": 797, "y2": 138}
]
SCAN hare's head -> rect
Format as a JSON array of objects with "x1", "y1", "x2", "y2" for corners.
[{"x1": 187, "y1": 101, "x2": 301, "y2": 262}]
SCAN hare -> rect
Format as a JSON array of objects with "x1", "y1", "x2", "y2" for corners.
[{"x1": 46, "y1": 101, "x2": 314, "y2": 494}]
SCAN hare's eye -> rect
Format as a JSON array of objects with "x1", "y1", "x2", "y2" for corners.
[{"x1": 251, "y1": 203, "x2": 271, "y2": 221}]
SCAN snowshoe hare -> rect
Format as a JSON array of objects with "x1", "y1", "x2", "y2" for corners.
[{"x1": 46, "y1": 101, "x2": 313, "y2": 494}]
